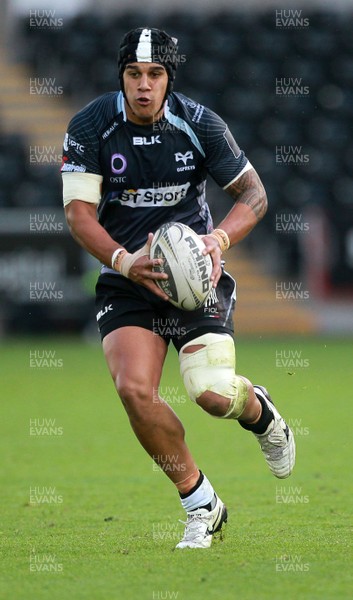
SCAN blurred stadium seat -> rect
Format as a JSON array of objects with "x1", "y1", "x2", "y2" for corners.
[
  {"x1": 8, "y1": 10, "x2": 353, "y2": 270},
  {"x1": 1, "y1": 8, "x2": 352, "y2": 310}
]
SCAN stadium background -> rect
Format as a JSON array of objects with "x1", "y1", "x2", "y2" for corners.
[
  {"x1": 1, "y1": 1, "x2": 352, "y2": 599},
  {"x1": 1, "y1": 0, "x2": 353, "y2": 336}
]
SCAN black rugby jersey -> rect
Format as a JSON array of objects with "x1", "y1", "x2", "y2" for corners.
[{"x1": 61, "y1": 91, "x2": 248, "y2": 254}]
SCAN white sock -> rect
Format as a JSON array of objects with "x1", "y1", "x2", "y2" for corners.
[{"x1": 180, "y1": 473, "x2": 215, "y2": 512}]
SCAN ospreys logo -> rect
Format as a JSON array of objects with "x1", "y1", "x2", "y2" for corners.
[{"x1": 174, "y1": 151, "x2": 195, "y2": 172}]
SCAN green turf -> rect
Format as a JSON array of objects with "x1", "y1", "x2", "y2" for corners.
[{"x1": 1, "y1": 336, "x2": 352, "y2": 600}]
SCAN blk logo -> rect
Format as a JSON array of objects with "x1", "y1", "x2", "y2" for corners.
[{"x1": 133, "y1": 135, "x2": 161, "y2": 145}]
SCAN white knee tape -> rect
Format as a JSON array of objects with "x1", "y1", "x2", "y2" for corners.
[{"x1": 179, "y1": 333, "x2": 249, "y2": 419}]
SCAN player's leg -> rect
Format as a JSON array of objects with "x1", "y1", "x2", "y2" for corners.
[
  {"x1": 179, "y1": 332, "x2": 295, "y2": 479},
  {"x1": 181, "y1": 339, "x2": 260, "y2": 419},
  {"x1": 97, "y1": 273, "x2": 227, "y2": 549},
  {"x1": 103, "y1": 325, "x2": 227, "y2": 549},
  {"x1": 172, "y1": 268, "x2": 295, "y2": 480},
  {"x1": 102, "y1": 325, "x2": 200, "y2": 491}
]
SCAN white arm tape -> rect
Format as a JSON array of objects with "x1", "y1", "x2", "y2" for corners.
[
  {"x1": 223, "y1": 162, "x2": 253, "y2": 190},
  {"x1": 62, "y1": 173, "x2": 103, "y2": 206}
]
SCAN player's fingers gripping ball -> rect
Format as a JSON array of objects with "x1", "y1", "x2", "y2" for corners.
[{"x1": 150, "y1": 222, "x2": 213, "y2": 310}]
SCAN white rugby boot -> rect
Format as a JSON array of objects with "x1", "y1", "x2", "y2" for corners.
[
  {"x1": 253, "y1": 385, "x2": 296, "y2": 479},
  {"x1": 176, "y1": 494, "x2": 227, "y2": 549}
]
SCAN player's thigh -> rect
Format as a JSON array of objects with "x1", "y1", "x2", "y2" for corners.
[{"x1": 102, "y1": 325, "x2": 168, "y2": 399}]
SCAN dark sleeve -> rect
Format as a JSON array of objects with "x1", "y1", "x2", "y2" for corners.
[
  {"x1": 60, "y1": 104, "x2": 101, "y2": 175},
  {"x1": 201, "y1": 108, "x2": 248, "y2": 188}
]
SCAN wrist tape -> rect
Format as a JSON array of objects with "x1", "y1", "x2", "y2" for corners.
[
  {"x1": 114, "y1": 242, "x2": 150, "y2": 278},
  {"x1": 209, "y1": 228, "x2": 230, "y2": 252}
]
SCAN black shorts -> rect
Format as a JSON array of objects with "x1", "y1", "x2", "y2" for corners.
[{"x1": 95, "y1": 270, "x2": 236, "y2": 352}]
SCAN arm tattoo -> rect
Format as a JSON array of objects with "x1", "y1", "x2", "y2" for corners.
[{"x1": 226, "y1": 170, "x2": 268, "y2": 221}]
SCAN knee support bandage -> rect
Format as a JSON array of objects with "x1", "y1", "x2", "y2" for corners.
[{"x1": 179, "y1": 333, "x2": 248, "y2": 419}]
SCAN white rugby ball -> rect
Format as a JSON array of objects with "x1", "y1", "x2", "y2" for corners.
[{"x1": 150, "y1": 222, "x2": 213, "y2": 311}]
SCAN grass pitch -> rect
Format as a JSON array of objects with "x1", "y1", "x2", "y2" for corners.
[{"x1": 1, "y1": 336, "x2": 352, "y2": 600}]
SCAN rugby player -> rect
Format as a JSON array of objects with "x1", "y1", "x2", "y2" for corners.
[{"x1": 62, "y1": 27, "x2": 295, "y2": 549}]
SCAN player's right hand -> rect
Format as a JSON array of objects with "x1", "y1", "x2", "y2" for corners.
[{"x1": 117, "y1": 233, "x2": 170, "y2": 301}]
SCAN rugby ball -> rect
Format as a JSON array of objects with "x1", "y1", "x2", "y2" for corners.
[{"x1": 150, "y1": 222, "x2": 212, "y2": 311}]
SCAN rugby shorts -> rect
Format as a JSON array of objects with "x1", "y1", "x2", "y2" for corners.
[{"x1": 95, "y1": 269, "x2": 236, "y2": 352}]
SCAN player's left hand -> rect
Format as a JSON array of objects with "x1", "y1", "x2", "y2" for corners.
[{"x1": 201, "y1": 235, "x2": 222, "y2": 288}]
